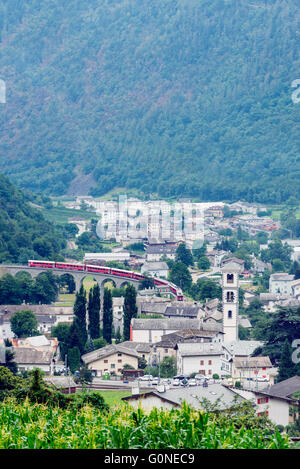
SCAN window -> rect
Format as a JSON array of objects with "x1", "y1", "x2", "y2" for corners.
[
  {"x1": 117, "y1": 353, "x2": 122, "y2": 357},
  {"x1": 227, "y1": 274, "x2": 234, "y2": 284},
  {"x1": 118, "y1": 359, "x2": 122, "y2": 363},
  {"x1": 208, "y1": 370, "x2": 212, "y2": 375},
  {"x1": 111, "y1": 364, "x2": 115, "y2": 369},
  {"x1": 200, "y1": 360, "x2": 204, "y2": 365},
  {"x1": 226, "y1": 291, "x2": 234, "y2": 303},
  {"x1": 208, "y1": 360, "x2": 212, "y2": 365},
  {"x1": 164, "y1": 349, "x2": 168, "y2": 353},
  {"x1": 104, "y1": 360, "x2": 108, "y2": 363},
  {"x1": 228, "y1": 310, "x2": 232, "y2": 319},
  {"x1": 198, "y1": 370, "x2": 206, "y2": 375}
]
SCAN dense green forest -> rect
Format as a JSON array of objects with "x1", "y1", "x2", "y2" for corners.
[
  {"x1": 0, "y1": 0, "x2": 300, "y2": 202},
  {"x1": 0, "y1": 172, "x2": 66, "y2": 263}
]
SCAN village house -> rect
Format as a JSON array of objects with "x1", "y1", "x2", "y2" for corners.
[
  {"x1": 122, "y1": 383, "x2": 245, "y2": 412},
  {"x1": 269, "y1": 273, "x2": 295, "y2": 296},
  {"x1": 259, "y1": 293, "x2": 286, "y2": 313},
  {"x1": 231, "y1": 356, "x2": 274, "y2": 384},
  {"x1": 145, "y1": 244, "x2": 177, "y2": 262},
  {"x1": 221, "y1": 340, "x2": 264, "y2": 377},
  {"x1": 130, "y1": 318, "x2": 224, "y2": 344},
  {"x1": 177, "y1": 342, "x2": 224, "y2": 377},
  {"x1": 149, "y1": 329, "x2": 223, "y2": 364},
  {"x1": 234, "y1": 376, "x2": 300, "y2": 427},
  {"x1": 81, "y1": 344, "x2": 140, "y2": 377},
  {"x1": 44, "y1": 376, "x2": 77, "y2": 394},
  {"x1": 112, "y1": 297, "x2": 124, "y2": 335},
  {"x1": 163, "y1": 304, "x2": 205, "y2": 320},
  {"x1": 12, "y1": 348, "x2": 55, "y2": 374},
  {"x1": 141, "y1": 261, "x2": 169, "y2": 279},
  {"x1": 118, "y1": 341, "x2": 152, "y2": 363}
]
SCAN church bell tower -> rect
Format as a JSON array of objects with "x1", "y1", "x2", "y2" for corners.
[{"x1": 221, "y1": 260, "x2": 243, "y2": 342}]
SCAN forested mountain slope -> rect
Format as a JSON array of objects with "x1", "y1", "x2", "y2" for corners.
[
  {"x1": 0, "y1": 173, "x2": 66, "y2": 263},
  {"x1": 0, "y1": 0, "x2": 299, "y2": 202}
]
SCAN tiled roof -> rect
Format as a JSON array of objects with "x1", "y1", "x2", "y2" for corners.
[
  {"x1": 82, "y1": 344, "x2": 140, "y2": 365},
  {"x1": 261, "y1": 376, "x2": 300, "y2": 399},
  {"x1": 178, "y1": 342, "x2": 223, "y2": 357},
  {"x1": 131, "y1": 318, "x2": 223, "y2": 332},
  {"x1": 13, "y1": 347, "x2": 53, "y2": 364},
  {"x1": 122, "y1": 384, "x2": 245, "y2": 410},
  {"x1": 233, "y1": 356, "x2": 272, "y2": 369},
  {"x1": 223, "y1": 340, "x2": 263, "y2": 356}
]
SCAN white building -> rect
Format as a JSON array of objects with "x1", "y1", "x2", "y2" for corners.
[
  {"x1": 84, "y1": 252, "x2": 130, "y2": 264},
  {"x1": 141, "y1": 261, "x2": 169, "y2": 279},
  {"x1": 291, "y1": 279, "x2": 300, "y2": 300},
  {"x1": 131, "y1": 318, "x2": 223, "y2": 344},
  {"x1": 112, "y1": 297, "x2": 124, "y2": 335},
  {"x1": 177, "y1": 342, "x2": 224, "y2": 377},
  {"x1": 269, "y1": 273, "x2": 294, "y2": 296}
]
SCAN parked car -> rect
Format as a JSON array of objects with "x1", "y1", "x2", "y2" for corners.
[
  {"x1": 140, "y1": 375, "x2": 153, "y2": 381},
  {"x1": 255, "y1": 376, "x2": 269, "y2": 382},
  {"x1": 180, "y1": 378, "x2": 189, "y2": 387},
  {"x1": 151, "y1": 377, "x2": 160, "y2": 385},
  {"x1": 172, "y1": 379, "x2": 180, "y2": 386},
  {"x1": 162, "y1": 379, "x2": 171, "y2": 385},
  {"x1": 188, "y1": 379, "x2": 197, "y2": 386}
]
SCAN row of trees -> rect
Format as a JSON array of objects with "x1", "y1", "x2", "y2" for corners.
[
  {"x1": 51, "y1": 283, "x2": 138, "y2": 373},
  {"x1": 0, "y1": 271, "x2": 59, "y2": 305}
]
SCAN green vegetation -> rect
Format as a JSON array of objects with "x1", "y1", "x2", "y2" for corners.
[
  {"x1": 251, "y1": 305, "x2": 300, "y2": 375},
  {"x1": 0, "y1": 398, "x2": 291, "y2": 449},
  {"x1": 123, "y1": 284, "x2": 138, "y2": 341},
  {"x1": 0, "y1": 2, "x2": 299, "y2": 203},
  {"x1": 0, "y1": 173, "x2": 67, "y2": 264},
  {"x1": 10, "y1": 310, "x2": 39, "y2": 338},
  {"x1": 0, "y1": 271, "x2": 59, "y2": 305}
]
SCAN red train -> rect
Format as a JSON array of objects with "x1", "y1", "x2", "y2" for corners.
[{"x1": 28, "y1": 260, "x2": 184, "y2": 300}]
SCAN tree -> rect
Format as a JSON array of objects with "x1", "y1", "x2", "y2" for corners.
[
  {"x1": 102, "y1": 288, "x2": 113, "y2": 344},
  {"x1": 123, "y1": 284, "x2": 138, "y2": 341},
  {"x1": 138, "y1": 357, "x2": 147, "y2": 369},
  {"x1": 88, "y1": 284, "x2": 101, "y2": 339},
  {"x1": 32, "y1": 271, "x2": 59, "y2": 304},
  {"x1": 138, "y1": 277, "x2": 155, "y2": 290},
  {"x1": 10, "y1": 310, "x2": 39, "y2": 338},
  {"x1": 175, "y1": 243, "x2": 194, "y2": 266},
  {"x1": 160, "y1": 356, "x2": 177, "y2": 378},
  {"x1": 277, "y1": 339, "x2": 297, "y2": 382},
  {"x1": 255, "y1": 306, "x2": 300, "y2": 367},
  {"x1": 169, "y1": 262, "x2": 192, "y2": 291},
  {"x1": 51, "y1": 323, "x2": 71, "y2": 358},
  {"x1": 72, "y1": 285, "x2": 87, "y2": 353},
  {"x1": 93, "y1": 337, "x2": 107, "y2": 350},
  {"x1": 197, "y1": 256, "x2": 210, "y2": 270},
  {"x1": 68, "y1": 346, "x2": 81, "y2": 374},
  {"x1": 0, "y1": 366, "x2": 22, "y2": 391},
  {"x1": 238, "y1": 325, "x2": 250, "y2": 341}
]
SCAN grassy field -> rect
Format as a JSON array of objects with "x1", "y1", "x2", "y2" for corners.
[
  {"x1": 55, "y1": 293, "x2": 76, "y2": 306},
  {"x1": 41, "y1": 206, "x2": 100, "y2": 224},
  {"x1": 96, "y1": 390, "x2": 132, "y2": 406}
]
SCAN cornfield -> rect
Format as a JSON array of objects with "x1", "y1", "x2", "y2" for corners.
[{"x1": 0, "y1": 398, "x2": 291, "y2": 449}]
